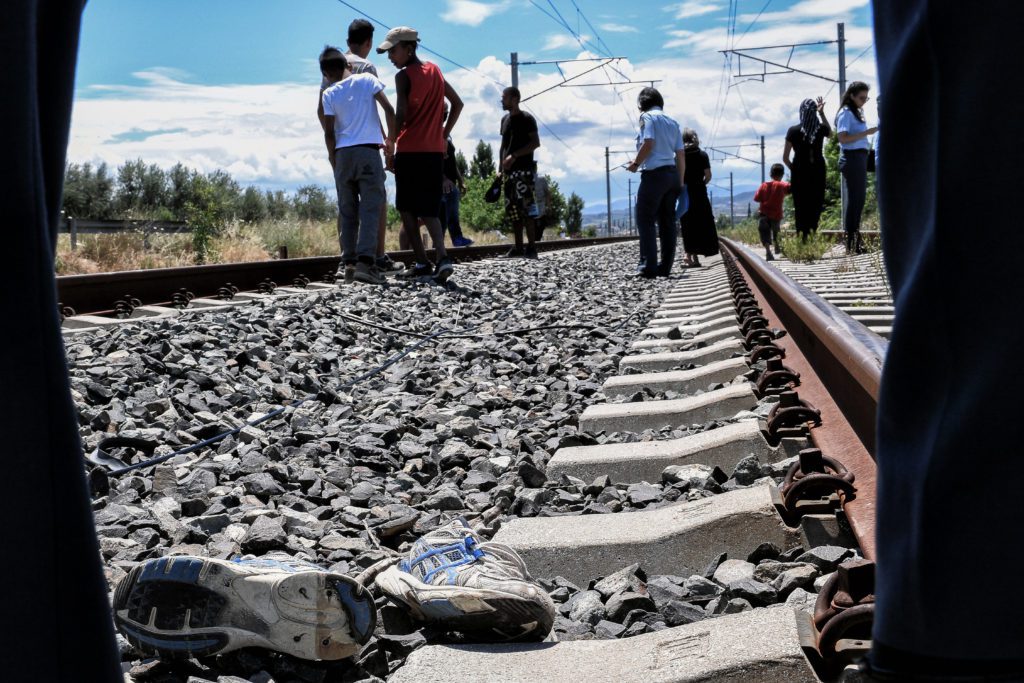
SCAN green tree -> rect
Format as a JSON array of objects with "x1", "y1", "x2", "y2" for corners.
[
  {"x1": 183, "y1": 175, "x2": 227, "y2": 264},
  {"x1": 544, "y1": 176, "x2": 567, "y2": 229},
  {"x1": 167, "y1": 163, "x2": 199, "y2": 219},
  {"x1": 265, "y1": 189, "x2": 289, "y2": 220},
  {"x1": 239, "y1": 186, "x2": 268, "y2": 223},
  {"x1": 293, "y1": 184, "x2": 335, "y2": 221},
  {"x1": 460, "y1": 176, "x2": 505, "y2": 232},
  {"x1": 206, "y1": 169, "x2": 242, "y2": 219},
  {"x1": 469, "y1": 140, "x2": 496, "y2": 179},
  {"x1": 63, "y1": 162, "x2": 115, "y2": 219},
  {"x1": 455, "y1": 150, "x2": 469, "y2": 180},
  {"x1": 565, "y1": 192, "x2": 584, "y2": 236}
]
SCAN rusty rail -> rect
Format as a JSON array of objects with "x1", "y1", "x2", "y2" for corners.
[
  {"x1": 57, "y1": 236, "x2": 637, "y2": 317},
  {"x1": 720, "y1": 237, "x2": 882, "y2": 560}
]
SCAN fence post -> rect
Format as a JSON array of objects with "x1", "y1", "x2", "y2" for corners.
[{"x1": 70, "y1": 218, "x2": 78, "y2": 251}]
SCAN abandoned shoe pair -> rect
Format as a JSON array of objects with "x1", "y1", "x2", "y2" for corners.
[{"x1": 113, "y1": 520, "x2": 555, "y2": 661}]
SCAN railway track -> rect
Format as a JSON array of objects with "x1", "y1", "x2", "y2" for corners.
[
  {"x1": 382, "y1": 241, "x2": 885, "y2": 681},
  {"x1": 761, "y1": 242, "x2": 894, "y2": 340},
  {"x1": 76, "y1": 240, "x2": 889, "y2": 681},
  {"x1": 57, "y1": 235, "x2": 638, "y2": 323}
]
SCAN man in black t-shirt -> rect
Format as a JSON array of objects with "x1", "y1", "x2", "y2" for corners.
[{"x1": 498, "y1": 87, "x2": 541, "y2": 258}]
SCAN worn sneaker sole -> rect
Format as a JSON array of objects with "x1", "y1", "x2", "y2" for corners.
[
  {"x1": 113, "y1": 556, "x2": 376, "y2": 660},
  {"x1": 375, "y1": 566, "x2": 554, "y2": 641},
  {"x1": 353, "y1": 273, "x2": 385, "y2": 285}
]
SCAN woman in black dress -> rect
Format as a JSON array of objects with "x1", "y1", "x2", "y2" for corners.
[
  {"x1": 679, "y1": 129, "x2": 719, "y2": 266},
  {"x1": 783, "y1": 96, "x2": 831, "y2": 240}
]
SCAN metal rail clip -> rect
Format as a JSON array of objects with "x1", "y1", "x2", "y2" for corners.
[{"x1": 798, "y1": 559, "x2": 875, "y2": 677}]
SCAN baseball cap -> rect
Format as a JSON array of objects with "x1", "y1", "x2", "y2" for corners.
[{"x1": 376, "y1": 26, "x2": 419, "y2": 53}]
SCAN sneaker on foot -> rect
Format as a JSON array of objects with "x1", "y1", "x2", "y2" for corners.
[
  {"x1": 339, "y1": 264, "x2": 356, "y2": 285},
  {"x1": 524, "y1": 246, "x2": 538, "y2": 259},
  {"x1": 354, "y1": 262, "x2": 385, "y2": 285},
  {"x1": 766, "y1": 250, "x2": 775, "y2": 261},
  {"x1": 502, "y1": 247, "x2": 525, "y2": 258},
  {"x1": 433, "y1": 257, "x2": 454, "y2": 284},
  {"x1": 376, "y1": 255, "x2": 405, "y2": 274},
  {"x1": 375, "y1": 519, "x2": 555, "y2": 641},
  {"x1": 396, "y1": 262, "x2": 435, "y2": 279},
  {"x1": 113, "y1": 555, "x2": 375, "y2": 661},
  {"x1": 452, "y1": 237, "x2": 474, "y2": 247}
]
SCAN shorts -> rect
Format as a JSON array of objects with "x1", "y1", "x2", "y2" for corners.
[
  {"x1": 503, "y1": 168, "x2": 536, "y2": 224},
  {"x1": 394, "y1": 152, "x2": 443, "y2": 218},
  {"x1": 758, "y1": 216, "x2": 781, "y2": 245}
]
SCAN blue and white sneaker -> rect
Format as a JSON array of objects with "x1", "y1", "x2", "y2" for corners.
[
  {"x1": 374, "y1": 519, "x2": 555, "y2": 641},
  {"x1": 113, "y1": 555, "x2": 376, "y2": 661}
]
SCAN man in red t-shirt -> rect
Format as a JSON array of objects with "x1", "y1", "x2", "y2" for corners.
[
  {"x1": 378, "y1": 26, "x2": 464, "y2": 284},
  {"x1": 753, "y1": 163, "x2": 791, "y2": 261}
]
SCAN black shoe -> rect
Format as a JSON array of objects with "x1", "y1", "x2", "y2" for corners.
[
  {"x1": 397, "y1": 263, "x2": 434, "y2": 279},
  {"x1": 524, "y1": 246, "x2": 539, "y2": 259},
  {"x1": 376, "y1": 255, "x2": 405, "y2": 274},
  {"x1": 433, "y1": 257, "x2": 454, "y2": 284},
  {"x1": 502, "y1": 247, "x2": 525, "y2": 258}
]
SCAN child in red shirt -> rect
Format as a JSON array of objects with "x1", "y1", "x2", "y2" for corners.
[{"x1": 754, "y1": 163, "x2": 791, "y2": 261}]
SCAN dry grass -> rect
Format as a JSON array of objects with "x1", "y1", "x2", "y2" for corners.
[{"x1": 55, "y1": 219, "x2": 513, "y2": 275}]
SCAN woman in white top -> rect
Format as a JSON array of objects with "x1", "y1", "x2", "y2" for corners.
[{"x1": 835, "y1": 81, "x2": 878, "y2": 253}]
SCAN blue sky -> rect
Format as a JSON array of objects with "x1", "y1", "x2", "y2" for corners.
[{"x1": 70, "y1": 0, "x2": 878, "y2": 212}]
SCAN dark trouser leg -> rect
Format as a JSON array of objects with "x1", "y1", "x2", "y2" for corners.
[
  {"x1": 445, "y1": 186, "x2": 464, "y2": 241},
  {"x1": 635, "y1": 169, "x2": 669, "y2": 274},
  {"x1": 840, "y1": 150, "x2": 867, "y2": 252},
  {"x1": 1, "y1": 2, "x2": 121, "y2": 680},
  {"x1": 656, "y1": 181, "x2": 680, "y2": 274},
  {"x1": 400, "y1": 211, "x2": 428, "y2": 263},
  {"x1": 870, "y1": 1, "x2": 1024, "y2": 677},
  {"x1": 334, "y1": 151, "x2": 358, "y2": 263}
]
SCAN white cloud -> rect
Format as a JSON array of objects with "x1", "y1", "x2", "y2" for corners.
[
  {"x1": 738, "y1": 0, "x2": 870, "y2": 24},
  {"x1": 600, "y1": 23, "x2": 639, "y2": 33},
  {"x1": 67, "y1": 21, "x2": 879, "y2": 209},
  {"x1": 665, "y1": 1, "x2": 723, "y2": 20},
  {"x1": 541, "y1": 33, "x2": 592, "y2": 52},
  {"x1": 441, "y1": 0, "x2": 510, "y2": 27}
]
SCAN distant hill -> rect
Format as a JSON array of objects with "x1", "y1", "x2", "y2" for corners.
[{"x1": 584, "y1": 188, "x2": 759, "y2": 228}]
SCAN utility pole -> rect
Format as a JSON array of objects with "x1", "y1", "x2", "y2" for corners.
[
  {"x1": 837, "y1": 24, "x2": 846, "y2": 107},
  {"x1": 837, "y1": 23, "x2": 848, "y2": 228},
  {"x1": 510, "y1": 52, "x2": 519, "y2": 88},
  {"x1": 627, "y1": 177, "x2": 634, "y2": 234},
  {"x1": 605, "y1": 147, "x2": 612, "y2": 236},
  {"x1": 729, "y1": 172, "x2": 735, "y2": 229},
  {"x1": 760, "y1": 135, "x2": 766, "y2": 183}
]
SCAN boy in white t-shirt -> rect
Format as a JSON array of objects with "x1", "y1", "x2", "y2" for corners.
[{"x1": 320, "y1": 47, "x2": 396, "y2": 285}]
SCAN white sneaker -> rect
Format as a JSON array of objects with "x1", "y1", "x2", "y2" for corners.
[
  {"x1": 113, "y1": 555, "x2": 376, "y2": 660},
  {"x1": 375, "y1": 519, "x2": 555, "y2": 641}
]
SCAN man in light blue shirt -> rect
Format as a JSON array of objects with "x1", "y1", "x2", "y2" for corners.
[{"x1": 626, "y1": 87, "x2": 686, "y2": 277}]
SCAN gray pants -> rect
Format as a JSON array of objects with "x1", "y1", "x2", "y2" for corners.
[{"x1": 334, "y1": 145, "x2": 385, "y2": 263}]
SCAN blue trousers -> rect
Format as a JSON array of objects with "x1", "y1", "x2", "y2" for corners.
[
  {"x1": 1, "y1": 1, "x2": 121, "y2": 679},
  {"x1": 635, "y1": 165, "x2": 680, "y2": 275},
  {"x1": 872, "y1": 1, "x2": 1024, "y2": 675},
  {"x1": 839, "y1": 148, "x2": 868, "y2": 251},
  {"x1": 440, "y1": 185, "x2": 465, "y2": 241}
]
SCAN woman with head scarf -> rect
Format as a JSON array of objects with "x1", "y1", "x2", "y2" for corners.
[
  {"x1": 679, "y1": 128, "x2": 719, "y2": 267},
  {"x1": 783, "y1": 96, "x2": 831, "y2": 241}
]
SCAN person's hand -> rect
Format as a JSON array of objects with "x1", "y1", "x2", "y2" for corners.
[
  {"x1": 443, "y1": 178, "x2": 454, "y2": 194},
  {"x1": 867, "y1": 126, "x2": 879, "y2": 135},
  {"x1": 626, "y1": 160, "x2": 639, "y2": 173},
  {"x1": 816, "y1": 96, "x2": 826, "y2": 113},
  {"x1": 502, "y1": 155, "x2": 516, "y2": 171},
  {"x1": 459, "y1": 183, "x2": 466, "y2": 193},
  {"x1": 384, "y1": 139, "x2": 395, "y2": 157}
]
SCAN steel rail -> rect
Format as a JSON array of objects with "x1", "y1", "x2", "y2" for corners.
[
  {"x1": 57, "y1": 236, "x2": 637, "y2": 317},
  {"x1": 720, "y1": 236, "x2": 882, "y2": 559}
]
